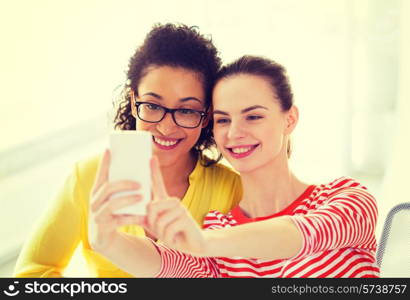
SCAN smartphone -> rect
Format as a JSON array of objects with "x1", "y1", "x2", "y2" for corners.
[{"x1": 109, "y1": 130, "x2": 152, "y2": 215}]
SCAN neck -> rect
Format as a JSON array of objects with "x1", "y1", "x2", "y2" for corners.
[
  {"x1": 160, "y1": 152, "x2": 197, "y2": 193},
  {"x1": 239, "y1": 154, "x2": 309, "y2": 218}
]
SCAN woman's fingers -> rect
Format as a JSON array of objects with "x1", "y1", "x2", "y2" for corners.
[
  {"x1": 90, "y1": 214, "x2": 143, "y2": 251},
  {"x1": 162, "y1": 218, "x2": 187, "y2": 249},
  {"x1": 114, "y1": 214, "x2": 146, "y2": 227},
  {"x1": 154, "y1": 205, "x2": 184, "y2": 240},
  {"x1": 146, "y1": 198, "x2": 179, "y2": 230},
  {"x1": 94, "y1": 194, "x2": 143, "y2": 222},
  {"x1": 150, "y1": 156, "x2": 168, "y2": 201},
  {"x1": 91, "y1": 180, "x2": 140, "y2": 212},
  {"x1": 164, "y1": 217, "x2": 203, "y2": 254}
]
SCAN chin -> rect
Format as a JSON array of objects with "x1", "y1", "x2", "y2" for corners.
[
  {"x1": 233, "y1": 165, "x2": 257, "y2": 174},
  {"x1": 155, "y1": 152, "x2": 180, "y2": 167},
  {"x1": 225, "y1": 161, "x2": 253, "y2": 174},
  {"x1": 155, "y1": 148, "x2": 193, "y2": 168},
  {"x1": 228, "y1": 158, "x2": 270, "y2": 174}
]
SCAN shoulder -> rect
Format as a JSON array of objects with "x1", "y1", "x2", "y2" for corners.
[
  {"x1": 315, "y1": 176, "x2": 368, "y2": 197},
  {"x1": 314, "y1": 176, "x2": 377, "y2": 214},
  {"x1": 325, "y1": 176, "x2": 367, "y2": 190},
  {"x1": 321, "y1": 176, "x2": 370, "y2": 195}
]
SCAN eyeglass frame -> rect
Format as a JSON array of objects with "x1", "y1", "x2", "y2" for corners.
[{"x1": 134, "y1": 100, "x2": 208, "y2": 129}]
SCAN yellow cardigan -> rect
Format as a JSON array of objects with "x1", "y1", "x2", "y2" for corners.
[{"x1": 14, "y1": 153, "x2": 242, "y2": 277}]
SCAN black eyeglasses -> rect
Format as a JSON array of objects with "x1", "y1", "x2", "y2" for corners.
[{"x1": 135, "y1": 101, "x2": 207, "y2": 129}]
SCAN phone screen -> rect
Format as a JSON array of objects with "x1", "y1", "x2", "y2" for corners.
[{"x1": 109, "y1": 130, "x2": 152, "y2": 215}]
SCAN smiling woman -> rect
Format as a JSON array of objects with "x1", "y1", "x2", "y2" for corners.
[
  {"x1": 13, "y1": 23, "x2": 242, "y2": 278},
  {"x1": 131, "y1": 66, "x2": 208, "y2": 172},
  {"x1": 89, "y1": 55, "x2": 379, "y2": 278}
]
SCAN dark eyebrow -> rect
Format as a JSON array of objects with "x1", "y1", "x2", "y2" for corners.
[
  {"x1": 180, "y1": 97, "x2": 202, "y2": 103},
  {"x1": 140, "y1": 93, "x2": 202, "y2": 104},
  {"x1": 213, "y1": 105, "x2": 268, "y2": 115},
  {"x1": 141, "y1": 92, "x2": 162, "y2": 99},
  {"x1": 213, "y1": 110, "x2": 229, "y2": 116},
  {"x1": 241, "y1": 105, "x2": 268, "y2": 113}
]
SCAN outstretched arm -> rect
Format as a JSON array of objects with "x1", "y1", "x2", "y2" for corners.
[
  {"x1": 96, "y1": 231, "x2": 161, "y2": 277},
  {"x1": 149, "y1": 197, "x2": 303, "y2": 260},
  {"x1": 88, "y1": 149, "x2": 161, "y2": 277}
]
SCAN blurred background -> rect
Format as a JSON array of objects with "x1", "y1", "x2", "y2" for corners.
[{"x1": 1, "y1": 0, "x2": 408, "y2": 277}]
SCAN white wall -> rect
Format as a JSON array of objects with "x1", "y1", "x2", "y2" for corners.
[
  {"x1": 1, "y1": 0, "x2": 363, "y2": 178},
  {"x1": 378, "y1": 0, "x2": 410, "y2": 236}
]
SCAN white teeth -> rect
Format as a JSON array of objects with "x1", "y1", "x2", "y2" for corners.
[
  {"x1": 232, "y1": 147, "x2": 252, "y2": 154},
  {"x1": 154, "y1": 137, "x2": 178, "y2": 147}
]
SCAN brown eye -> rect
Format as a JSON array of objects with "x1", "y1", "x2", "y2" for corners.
[
  {"x1": 215, "y1": 118, "x2": 230, "y2": 124},
  {"x1": 178, "y1": 108, "x2": 196, "y2": 115},
  {"x1": 146, "y1": 103, "x2": 162, "y2": 111},
  {"x1": 246, "y1": 115, "x2": 263, "y2": 121}
]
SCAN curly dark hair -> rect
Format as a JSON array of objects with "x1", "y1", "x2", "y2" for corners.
[
  {"x1": 216, "y1": 55, "x2": 294, "y2": 158},
  {"x1": 113, "y1": 23, "x2": 222, "y2": 166}
]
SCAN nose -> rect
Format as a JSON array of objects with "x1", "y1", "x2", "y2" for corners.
[
  {"x1": 227, "y1": 120, "x2": 246, "y2": 140},
  {"x1": 156, "y1": 112, "x2": 179, "y2": 135}
]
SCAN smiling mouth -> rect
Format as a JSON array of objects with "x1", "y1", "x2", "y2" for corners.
[
  {"x1": 152, "y1": 136, "x2": 183, "y2": 150},
  {"x1": 227, "y1": 144, "x2": 259, "y2": 158}
]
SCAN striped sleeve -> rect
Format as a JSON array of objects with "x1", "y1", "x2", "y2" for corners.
[
  {"x1": 150, "y1": 241, "x2": 219, "y2": 278},
  {"x1": 290, "y1": 186, "x2": 378, "y2": 259}
]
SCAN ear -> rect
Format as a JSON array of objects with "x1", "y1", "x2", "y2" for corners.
[
  {"x1": 130, "y1": 90, "x2": 137, "y2": 119},
  {"x1": 284, "y1": 105, "x2": 298, "y2": 134},
  {"x1": 201, "y1": 114, "x2": 210, "y2": 128}
]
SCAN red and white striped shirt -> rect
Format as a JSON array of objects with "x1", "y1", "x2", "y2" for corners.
[{"x1": 152, "y1": 177, "x2": 380, "y2": 278}]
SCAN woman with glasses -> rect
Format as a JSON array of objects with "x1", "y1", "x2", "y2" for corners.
[
  {"x1": 90, "y1": 55, "x2": 379, "y2": 278},
  {"x1": 14, "y1": 23, "x2": 242, "y2": 277}
]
